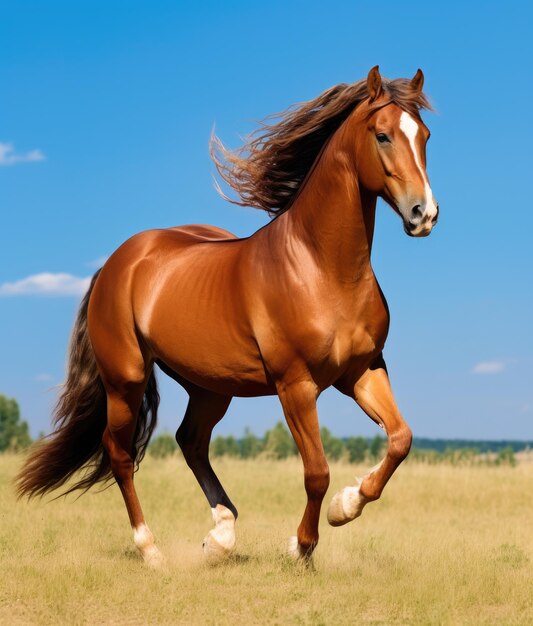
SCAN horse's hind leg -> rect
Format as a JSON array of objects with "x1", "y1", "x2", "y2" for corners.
[
  {"x1": 175, "y1": 388, "x2": 236, "y2": 563},
  {"x1": 328, "y1": 355, "x2": 412, "y2": 526},
  {"x1": 101, "y1": 377, "x2": 164, "y2": 568}
]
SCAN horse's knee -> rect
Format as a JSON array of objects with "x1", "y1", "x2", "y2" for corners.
[
  {"x1": 389, "y1": 425, "x2": 413, "y2": 461},
  {"x1": 304, "y1": 464, "x2": 330, "y2": 500}
]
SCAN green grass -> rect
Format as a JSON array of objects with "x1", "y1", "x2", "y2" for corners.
[{"x1": 1, "y1": 454, "x2": 532, "y2": 625}]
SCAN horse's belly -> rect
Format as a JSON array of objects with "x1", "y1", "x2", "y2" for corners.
[
  {"x1": 154, "y1": 334, "x2": 275, "y2": 397},
  {"x1": 140, "y1": 282, "x2": 274, "y2": 396}
]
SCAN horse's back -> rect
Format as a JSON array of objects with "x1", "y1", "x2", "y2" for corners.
[
  {"x1": 88, "y1": 225, "x2": 273, "y2": 395},
  {"x1": 168, "y1": 224, "x2": 238, "y2": 242}
]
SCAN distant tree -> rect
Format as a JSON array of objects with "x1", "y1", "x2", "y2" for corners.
[
  {"x1": 408, "y1": 447, "x2": 440, "y2": 464},
  {"x1": 211, "y1": 435, "x2": 228, "y2": 457},
  {"x1": 224, "y1": 435, "x2": 241, "y2": 457},
  {"x1": 240, "y1": 427, "x2": 263, "y2": 459},
  {"x1": 149, "y1": 433, "x2": 176, "y2": 459},
  {"x1": 0, "y1": 394, "x2": 32, "y2": 452},
  {"x1": 345, "y1": 436, "x2": 368, "y2": 463},
  {"x1": 264, "y1": 421, "x2": 297, "y2": 459},
  {"x1": 369, "y1": 435, "x2": 385, "y2": 460},
  {"x1": 320, "y1": 427, "x2": 345, "y2": 460},
  {"x1": 443, "y1": 446, "x2": 479, "y2": 465},
  {"x1": 210, "y1": 434, "x2": 240, "y2": 457},
  {"x1": 496, "y1": 446, "x2": 516, "y2": 467}
]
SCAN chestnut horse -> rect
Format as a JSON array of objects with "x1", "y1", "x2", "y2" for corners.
[{"x1": 18, "y1": 66, "x2": 438, "y2": 566}]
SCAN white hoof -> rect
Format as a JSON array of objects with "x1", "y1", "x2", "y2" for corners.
[
  {"x1": 287, "y1": 536, "x2": 314, "y2": 562},
  {"x1": 133, "y1": 523, "x2": 165, "y2": 569},
  {"x1": 143, "y1": 545, "x2": 166, "y2": 569},
  {"x1": 203, "y1": 504, "x2": 236, "y2": 564},
  {"x1": 287, "y1": 536, "x2": 304, "y2": 560},
  {"x1": 327, "y1": 480, "x2": 368, "y2": 527}
]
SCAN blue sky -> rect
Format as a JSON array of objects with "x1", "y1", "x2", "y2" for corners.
[{"x1": 1, "y1": 1, "x2": 532, "y2": 440}]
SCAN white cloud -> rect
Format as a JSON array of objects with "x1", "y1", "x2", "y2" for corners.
[
  {"x1": 0, "y1": 272, "x2": 91, "y2": 297},
  {"x1": 35, "y1": 373, "x2": 54, "y2": 382},
  {"x1": 471, "y1": 360, "x2": 505, "y2": 375},
  {"x1": 0, "y1": 142, "x2": 46, "y2": 166},
  {"x1": 85, "y1": 255, "x2": 109, "y2": 269}
]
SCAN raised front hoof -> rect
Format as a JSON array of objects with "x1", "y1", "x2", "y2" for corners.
[
  {"x1": 202, "y1": 528, "x2": 236, "y2": 565},
  {"x1": 327, "y1": 485, "x2": 368, "y2": 527}
]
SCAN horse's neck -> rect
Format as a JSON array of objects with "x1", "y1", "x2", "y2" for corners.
[{"x1": 273, "y1": 135, "x2": 376, "y2": 282}]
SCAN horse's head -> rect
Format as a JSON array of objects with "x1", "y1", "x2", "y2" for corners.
[{"x1": 353, "y1": 66, "x2": 439, "y2": 237}]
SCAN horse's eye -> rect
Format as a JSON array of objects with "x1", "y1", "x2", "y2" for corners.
[{"x1": 376, "y1": 133, "x2": 390, "y2": 144}]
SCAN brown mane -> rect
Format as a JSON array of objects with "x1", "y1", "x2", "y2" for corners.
[{"x1": 211, "y1": 76, "x2": 432, "y2": 216}]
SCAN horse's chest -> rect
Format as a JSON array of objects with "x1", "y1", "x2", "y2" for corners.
[
  {"x1": 256, "y1": 276, "x2": 389, "y2": 385},
  {"x1": 315, "y1": 287, "x2": 389, "y2": 373},
  {"x1": 337, "y1": 317, "x2": 385, "y2": 362}
]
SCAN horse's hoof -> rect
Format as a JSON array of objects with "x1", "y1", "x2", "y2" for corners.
[
  {"x1": 327, "y1": 483, "x2": 368, "y2": 527},
  {"x1": 287, "y1": 536, "x2": 314, "y2": 565},
  {"x1": 133, "y1": 523, "x2": 165, "y2": 568},
  {"x1": 202, "y1": 504, "x2": 236, "y2": 564},
  {"x1": 288, "y1": 536, "x2": 303, "y2": 560},
  {"x1": 202, "y1": 528, "x2": 235, "y2": 564},
  {"x1": 142, "y1": 546, "x2": 166, "y2": 569}
]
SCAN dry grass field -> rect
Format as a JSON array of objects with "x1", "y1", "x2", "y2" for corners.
[{"x1": 1, "y1": 453, "x2": 532, "y2": 625}]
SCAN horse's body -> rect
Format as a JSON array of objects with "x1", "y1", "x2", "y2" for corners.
[
  {"x1": 94, "y1": 216, "x2": 387, "y2": 398},
  {"x1": 18, "y1": 66, "x2": 438, "y2": 566}
]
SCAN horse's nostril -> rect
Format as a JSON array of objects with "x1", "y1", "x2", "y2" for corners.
[{"x1": 411, "y1": 205, "x2": 422, "y2": 219}]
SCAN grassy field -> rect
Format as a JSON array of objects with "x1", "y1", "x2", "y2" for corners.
[{"x1": 1, "y1": 453, "x2": 532, "y2": 625}]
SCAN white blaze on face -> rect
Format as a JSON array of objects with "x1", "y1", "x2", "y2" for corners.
[{"x1": 399, "y1": 112, "x2": 438, "y2": 220}]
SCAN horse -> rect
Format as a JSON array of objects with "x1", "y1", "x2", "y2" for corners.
[{"x1": 17, "y1": 66, "x2": 439, "y2": 567}]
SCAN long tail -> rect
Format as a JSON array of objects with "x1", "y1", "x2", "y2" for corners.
[{"x1": 17, "y1": 270, "x2": 160, "y2": 498}]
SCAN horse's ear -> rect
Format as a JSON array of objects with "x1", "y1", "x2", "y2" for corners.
[
  {"x1": 410, "y1": 69, "x2": 424, "y2": 94},
  {"x1": 367, "y1": 65, "x2": 382, "y2": 101}
]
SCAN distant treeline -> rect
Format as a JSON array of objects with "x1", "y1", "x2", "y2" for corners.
[
  {"x1": 148, "y1": 422, "x2": 528, "y2": 466},
  {"x1": 411, "y1": 438, "x2": 533, "y2": 453},
  {"x1": 149, "y1": 423, "x2": 384, "y2": 462},
  {"x1": 1, "y1": 389, "x2": 529, "y2": 468}
]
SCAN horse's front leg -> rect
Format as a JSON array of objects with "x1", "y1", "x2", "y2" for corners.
[
  {"x1": 276, "y1": 379, "x2": 330, "y2": 561},
  {"x1": 328, "y1": 355, "x2": 412, "y2": 526}
]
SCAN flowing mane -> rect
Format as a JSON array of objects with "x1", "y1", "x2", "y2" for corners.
[{"x1": 211, "y1": 76, "x2": 432, "y2": 216}]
